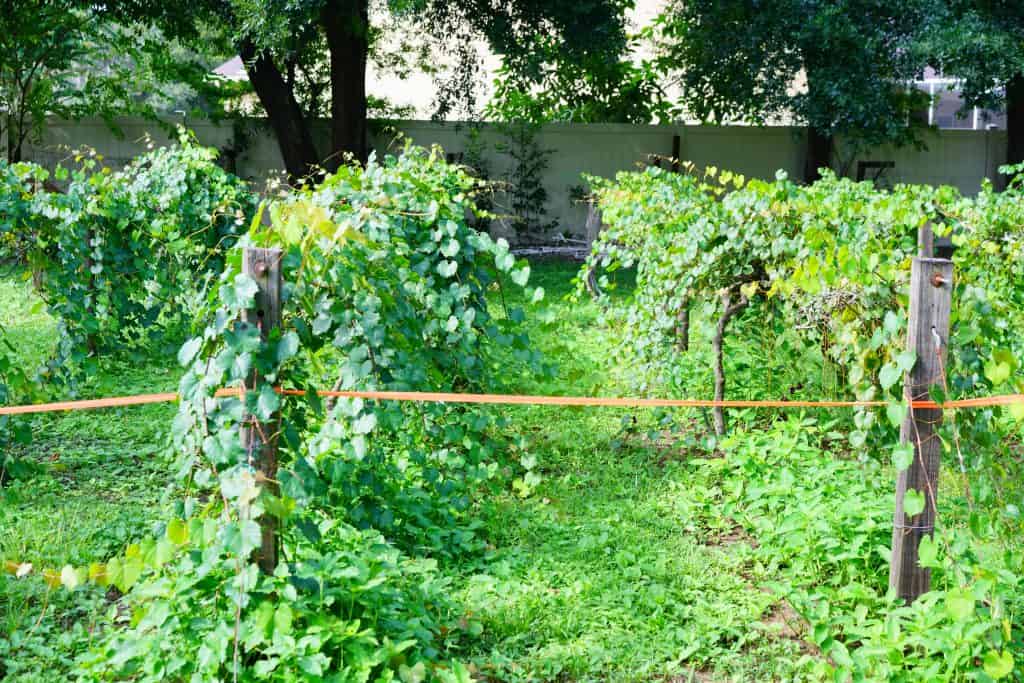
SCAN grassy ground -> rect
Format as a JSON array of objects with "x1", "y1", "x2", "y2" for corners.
[
  {"x1": 454, "y1": 262, "x2": 810, "y2": 681},
  {"x1": 0, "y1": 270, "x2": 182, "y2": 681},
  {"x1": 1, "y1": 259, "x2": 985, "y2": 681}
]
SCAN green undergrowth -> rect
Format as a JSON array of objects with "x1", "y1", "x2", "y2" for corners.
[
  {"x1": 2, "y1": 260, "x2": 1022, "y2": 681},
  {"x1": 0, "y1": 269, "x2": 180, "y2": 681}
]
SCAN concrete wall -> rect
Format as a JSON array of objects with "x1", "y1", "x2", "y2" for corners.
[
  {"x1": 844, "y1": 128, "x2": 1006, "y2": 191},
  {"x1": 18, "y1": 117, "x2": 1009, "y2": 240}
]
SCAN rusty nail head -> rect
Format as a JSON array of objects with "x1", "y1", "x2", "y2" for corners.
[
  {"x1": 254, "y1": 261, "x2": 268, "y2": 276},
  {"x1": 930, "y1": 271, "x2": 947, "y2": 288}
]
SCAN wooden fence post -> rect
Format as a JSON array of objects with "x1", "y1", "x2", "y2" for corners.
[
  {"x1": 584, "y1": 201, "x2": 603, "y2": 299},
  {"x1": 889, "y1": 255, "x2": 953, "y2": 602},
  {"x1": 242, "y1": 247, "x2": 282, "y2": 574},
  {"x1": 918, "y1": 221, "x2": 934, "y2": 257}
]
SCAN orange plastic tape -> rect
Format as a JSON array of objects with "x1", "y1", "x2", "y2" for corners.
[{"x1": 1, "y1": 388, "x2": 1022, "y2": 416}]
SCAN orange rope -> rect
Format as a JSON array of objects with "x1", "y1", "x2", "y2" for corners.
[
  {"x1": 2, "y1": 388, "x2": 1022, "y2": 416},
  {"x1": 0, "y1": 392, "x2": 181, "y2": 415}
]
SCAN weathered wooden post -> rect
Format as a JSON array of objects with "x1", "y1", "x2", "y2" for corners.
[
  {"x1": 918, "y1": 222, "x2": 934, "y2": 258},
  {"x1": 584, "y1": 201, "x2": 603, "y2": 299},
  {"x1": 889, "y1": 254, "x2": 953, "y2": 602},
  {"x1": 242, "y1": 247, "x2": 282, "y2": 573}
]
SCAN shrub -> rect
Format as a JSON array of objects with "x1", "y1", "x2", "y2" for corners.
[
  {"x1": 78, "y1": 146, "x2": 541, "y2": 681},
  {"x1": 0, "y1": 134, "x2": 257, "y2": 381},
  {"x1": 583, "y1": 163, "x2": 1024, "y2": 680},
  {"x1": 584, "y1": 165, "x2": 1024, "y2": 441}
]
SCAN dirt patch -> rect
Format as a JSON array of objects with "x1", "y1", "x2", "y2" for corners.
[
  {"x1": 704, "y1": 521, "x2": 758, "y2": 549},
  {"x1": 662, "y1": 670, "x2": 718, "y2": 683},
  {"x1": 620, "y1": 426, "x2": 724, "y2": 466},
  {"x1": 761, "y1": 599, "x2": 802, "y2": 640},
  {"x1": 758, "y1": 595, "x2": 821, "y2": 657}
]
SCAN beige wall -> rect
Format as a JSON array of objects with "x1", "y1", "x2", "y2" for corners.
[{"x1": 18, "y1": 117, "x2": 1009, "y2": 240}]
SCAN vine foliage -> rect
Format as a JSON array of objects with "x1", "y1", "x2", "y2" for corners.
[
  {"x1": 0, "y1": 132, "x2": 256, "y2": 383},
  {"x1": 57, "y1": 147, "x2": 541, "y2": 681},
  {"x1": 582, "y1": 163, "x2": 1024, "y2": 679}
]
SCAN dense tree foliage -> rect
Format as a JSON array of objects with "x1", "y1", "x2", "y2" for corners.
[
  {"x1": 648, "y1": 0, "x2": 933, "y2": 181},
  {"x1": 485, "y1": 34, "x2": 663, "y2": 125},
  {"x1": 925, "y1": 1, "x2": 1024, "y2": 168},
  {"x1": 0, "y1": 135, "x2": 256, "y2": 382},
  {"x1": 150, "y1": 0, "x2": 635, "y2": 178},
  {"x1": 0, "y1": 0, "x2": 239, "y2": 163}
]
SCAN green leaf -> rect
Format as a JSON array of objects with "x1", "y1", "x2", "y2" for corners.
[
  {"x1": 223, "y1": 273, "x2": 259, "y2": 309},
  {"x1": 177, "y1": 337, "x2": 203, "y2": 368},
  {"x1": 441, "y1": 239, "x2": 460, "y2": 258},
  {"x1": 828, "y1": 640, "x2": 853, "y2": 668},
  {"x1": 223, "y1": 520, "x2": 262, "y2": 556},
  {"x1": 273, "y1": 603, "x2": 293, "y2": 636},
  {"x1": 437, "y1": 260, "x2": 458, "y2": 278},
  {"x1": 352, "y1": 412, "x2": 377, "y2": 435},
  {"x1": 60, "y1": 565, "x2": 79, "y2": 591},
  {"x1": 276, "y1": 332, "x2": 299, "y2": 364},
  {"x1": 879, "y1": 364, "x2": 902, "y2": 391},
  {"x1": 166, "y1": 518, "x2": 189, "y2": 545},
  {"x1": 985, "y1": 356, "x2": 1013, "y2": 386},
  {"x1": 400, "y1": 662, "x2": 427, "y2": 683},
  {"x1": 903, "y1": 488, "x2": 926, "y2": 517},
  {"x1": 511, "y1": 266, "x2": 531, "y2": 287},
  {"x1": 118, "y1": 555, "x2": 143, "y2": 592},
  {"x1": 496, "y1": 251, "x2": 515, "y2": 272},
  {"x1": 886, "y1": 402, "x2": 907, "y2": 428},
  {"x1": 891, "y1": 442, "x2": 914, "y2": 471},
  {"x1": 154, "y1": 538, "x2": 175, "y2": 566},
  {"x1": 105, "y1": 558, "x2": 122, "y2": 590},
  {"x1": 944, "y1": 588, "x2": 974, "y2": 621},
  {"x1": 917, "y1": 534, "x2": 939, "y2": 568},
  {"x1": 983, "y1": 650, "x2": 1014, "y2": 679},
  {"x1": 883, "y1": 311, "x2": 902, "y2": 336},
  {"x1": 298, "y1": 655, "x2": 327, "y2": 676},
  {"x1": 256, "y1": 385, "x2": 280, "y2": 420},
  {"x1": 894, "y1": 350, "x2": 916, "y2": 373}
]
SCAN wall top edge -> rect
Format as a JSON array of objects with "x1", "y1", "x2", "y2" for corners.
[{"x1": 38, "y1": 116, "x2": 1007, "y2": 140}]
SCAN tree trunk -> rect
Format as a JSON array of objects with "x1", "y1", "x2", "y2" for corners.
[
  {"x1": 712, "y1": 290, "x2": 749, "y2": 436},
  {"x1": 238, "y1": 39, "x2": 321, "y2": 180},
  {"x1": 322, "y1": 0, "x2": 369, "y2": 169},
  {"x1": 804, "y1": 127, "x2": 832, "y2": 184},
  {"x1": 6, "y1": 113, "x2": 23, "y2": 163},
  {"x1": 1006, "y1": 73, "x2": 1024, "y2": 170}
]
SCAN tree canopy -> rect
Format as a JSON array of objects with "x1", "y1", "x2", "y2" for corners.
[
  {"x1": 0, "y1": 0, "x2": 237, "y2": 162},
  {"x1": 925, "y1": 1, "x2": 1024, "y2": 167},
  {"x1": 648, "y1": 0, "x2": 933, "y2": 181},
  {"x1": 156, "y1": 0, "x2": 638, "y2": 179}
]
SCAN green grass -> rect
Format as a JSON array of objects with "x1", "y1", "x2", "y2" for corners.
[
  {"x1": 447, "y1": 261, "x2": 812, "y2": 681},
  {"x1": 0, "y1": 270, "x2": 181, "y2": 682}
]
